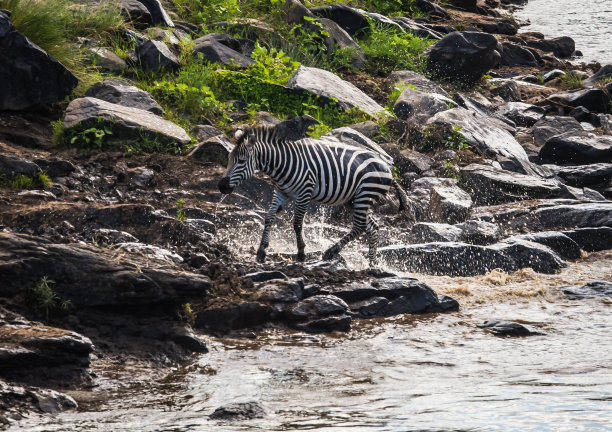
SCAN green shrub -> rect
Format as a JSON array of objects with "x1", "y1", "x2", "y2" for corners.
[
  {"x1": 176, "y1": 198, "x2": 187, "y2": 222},
  {"x1": 172, "y1": 0, "x2": 240, "y2": 24},
  {"x1": 248, "y1": 42, "x2": 300, "y2": 85},
  {"x1": 25, "y1": 277, "x2": 71, "y2": 320}
]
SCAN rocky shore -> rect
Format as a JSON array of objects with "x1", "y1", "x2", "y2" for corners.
[{"x1": 1, "y1": 0, "x2": 611, "y2": 427}]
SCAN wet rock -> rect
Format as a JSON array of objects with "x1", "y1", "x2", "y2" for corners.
[
  {"x1": 456, "y1": 220, "x2": 501, "y2": 245},
  {"x1": 461, "y1": 164, "x2": 563, "y2": 205},
  {"x1": 562, "y1": 281, "x2": 612, "y2": 299},
  {"x1": 438, "y1": 295, "x2": 460, "y2": 311},
  {"x1": 388, "y1": 149, "x2": 433, "y2": 175},
  {"x1": 454, "y1": 93, "x2": 517, "y2": 133},
  {"x1": 476, "y1": 18, "x2": 518, "y2": 35},
  {"x1": 85, "y1": 79, "x2": 162, "y2": 114},
  {"x1": 90, "y1": 228, "x2": 139, "y2": 244},
  {"x1": 491, "y1": 239, "x2": 567, "y2": 273},
  {"x1": 190, "y1": 125, "x2": 223, "y2": 141},
  {"x1": 192, "y1": 40, "x2": 255, "y2": 68},
  {"x1": 496, "y1": 102, "x2": 545, "y2": 127},
  {"x1": 256, "y1": 279, "x2": 304, "y2": 303},
  {"x1": 294, "y1": 314, "x2": 352, "y2": 333},
  {"x1": 0, "y1": 11, "x2": 78, "y2": 110},
  {"x1": 0, "y1": 232, "x2": 211, "y2": 307},
  {"x1": 427, "y1": 108, "x2": 539, "y2": 176},
  {"x1": 562, "y1": 227, "x2": 612, "y2": 252},
  {"x1": 584, "y1": 64, "x2": 612, "y2": 87},
  {"x1": 414, "y1": 0, "x2": 449, "y2": 18},
  {"x1": 506, "y1": 231, "x2": 581, "y2": 260},
  {"x1": 171, "y1": 326, "x2": 208, "y2": 353},
  {"x1": 560, "y1": 185, "x2": 607, "y2": 202},
  {"x1": 568, "y1": 106, "x2": 600, "y2": 126},
  {"x1": 210, "y1": 402, "x2": 265, "y2": 420},
  {"x1": 310, "y1": 2, "x2": 369, "y2": 35},
  {"x1": 539, "y1": 132, "x2": 612, "y2": 165},
  {"x1": 88, "y1": 47, "x2": 127, "y2": 73},
  {"x1": 63, "y1": 97, "x2": 191, "y2": 146},
  {"x1": 387, "y1": 70, "x2": 450, "y2": 97},
  {"x1": 187, "y1": 135, "x2": 234, "y2": 165},
  {"x1": 544, "y1": 163, "x2": 612, "y2": 188},
  {"x1": 244, "y1": 270, "x2": 288, "y2": 282},
  {"x1": 115, "y1": 242, "x2": 183, "y2": 264},
  {"x1": 33, "y1": 158, "x2": 76, "y2": 178},
  {"x1": 128, "y1": 167, "x2": 155, "y2": 188},
  {"x1": 33, "y1": 389, "x2": 78, "y2": 414},
  {"x1": 286, "y1": 65, "x2": 387, "y2": 117},
  {"x1": 136, "y1": 40, "x2": 180, "y2": 72},
  {"x1": 429, "y1": 185, "x2": 473, "y2": 223},
  {"x1": 393, "y1": 87, "x2": 456, "y2": 121},
  {"x1": 412, "y1": 222, "x2": 463, "y2": 243},
  {"x1": 0, "y1": 155, "x2": 40, "y2": 177},
  {"x1": 426, "y1": 32, "x2": 501, "y2": 84},
  {"x1": 548, "y1": 89, "x2": 611, "y2": 114},
  {"x1": 500, "y1": 42, "x2": 539, "y2": 67},
  {"x1": 490, "y1": 80, "x2": 522, "y2": 102},
  {"x1": 478, "y1": 321, "x2": 539, "y2": 337},
  {"x1": 288, "y1": 295, "x2": 349, "y2": 321},
  {"x1": 532, "y1": 116, "x2": 583, "y2": 147},
  {"x1": 195, "y1": 302, "x2": 274, "y2": 332},
  {"x1": 543, "y1": 69, "x2": 566, "y2": 82},
  {"x1": 525, "y1": 36, "x2": 575, "y2": 58}
]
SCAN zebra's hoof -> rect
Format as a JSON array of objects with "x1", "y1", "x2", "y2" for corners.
[
  {"x1": 296, "y1": 251, "x2": 306, "y2": 262},
  {"x1": 322, "y1": 247, "x2": 338, "y2": 261},
  {"x1": 256, "y1": 249, "x2": 267, "y2": 263}
]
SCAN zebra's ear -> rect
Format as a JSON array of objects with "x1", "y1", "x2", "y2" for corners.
[{"x1": 234, "y1": 129, "x2": 245, "y2": 141}]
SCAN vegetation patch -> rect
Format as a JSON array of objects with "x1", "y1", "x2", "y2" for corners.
[
  {"x1": 0, "y1": 172, "x2": 52, "y2": 190},
  {"x1": 25, "y1": 277, "x2": 71, "y2": 320}
]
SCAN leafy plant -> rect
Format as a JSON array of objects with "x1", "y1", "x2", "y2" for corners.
[
  {"x1": 248, "y1": 42, "x2": 300, "y2": 85},
  {"x1": 176, "y1": 198, "x2": 187, "y2": 222},
  {"x1": 441, "y1": 125, "x2": 470, "y2": 150},
  {"x1": 386, "y1": 84, "x2": 416, "y2": 111},
  {"x1": 307, "y1": 123, "x2": 331, "y2": 139},
  {"x1": 70, "y1": 125, "x2": 114, "y2": 150},
  {"x1": 181, "y1": 302, "x2": 197, "y2": 325},
  {"x1": 440, "y1": 159, "x2": 460, "y2": 179},
  {"x1": 25, "y1": 277, "x2": 71, "y2": 320}
]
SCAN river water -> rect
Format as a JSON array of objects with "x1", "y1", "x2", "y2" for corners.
[
  {"x1": 13, "y1": 220, "x2": 612, "y2": 432},
  {"x1": 514, "y1": 0, "x2": 612, "y2": 65}
]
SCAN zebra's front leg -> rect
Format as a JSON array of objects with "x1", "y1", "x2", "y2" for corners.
[
  {"x1": 257, "y1": 191, "x2": 286, "y2": 263},
  {"x1": 293, "y1": 198, "x2": 310, "y2": 262},
  {"x1": 322, "y1": 201, "x2": 369, "y2": 261},
  {"x1": 366, "y1": 213, "x2": 379, "y2": 267}
]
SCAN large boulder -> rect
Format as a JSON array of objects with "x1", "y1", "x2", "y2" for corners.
[
  {"x1": 500, "y1": 42, "x2": 539, "y2": 67},
  {"x1": 427, "y1": 107, "x2": 540, "y2": 176},
  {"x1": 63, "y1": 97, "x2": 191, "y2": 146},
  {"x1": 584, "y1": 64, "x2": 612, "y2": 87},
  {"x1": 563, "y1": 227, "x2": 612, "y2": 252},
  {"x1": 318, "y1": 18, "x2": 366, "y2": 68},
  {"x1": 119, "y1": 0, "x2": 173, "y2": 27},
  {"x1": 539, "y1": 132, "x2": 612, "y2": 164},
  {"x1": 88, "y1": 47, "x2": 127, "y2": 73},
  {"x1": 525, "y1": 36, "x2": 575, "y2": 58},
  {"x1": 428, "y1": 185, "x2": 473, "y2": 223},
  {"x1": 548, "y1": 89, "x2": 611, "y2": 114},
  {"x1": 187, "y1": 135, "x2": 234, "y2": 165},
  {"x1": 286, "y1": 65, "x2": 387, "y2": 117},
  {"x1": 426, "y1": 31, "x2": 501, "y2": 83},
  {"x1": 461, "y1": 164, "x2": 563, "y2": 205},
  {"x1": 85, "y1": 79, "x2": 162, "y2": 114},
  {"x1": 496, "y1": 102, "x2": 546, "y2": 127},
  {"x1": 0, "y1": 10, "x2": 78, "y2": 110},
  {"x1": 505, "y1": 231, "x2": 582, "y2": 260},
  {"x1": 136, "y1": 40, "x2": 180, "y2": 72},
  {"x1": 0, "y1": 155, "x2": 41, "y2": 177},
  {"x1": 393, "y1": 87, "x2": 456, "y2": 121},
  {"x1": 137, "y1": 0, "x2": 174, "y2": 27}
]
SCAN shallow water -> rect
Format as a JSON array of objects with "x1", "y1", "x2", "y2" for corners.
[
  {"x1": 515, "y1": 0, "x2": 612, "y2": 65},
  {"x1": 13, "y1": 237, "x2": 612, "y2": 431}
]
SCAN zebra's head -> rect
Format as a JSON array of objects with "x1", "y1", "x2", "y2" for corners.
[{"x1": 218, "y1": 128, "x2": 258, "y2": 195}]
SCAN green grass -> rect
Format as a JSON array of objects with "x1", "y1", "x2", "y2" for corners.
[
  {"x1": 0, "y1": 171, "x2": 52, "y2": 189},
  {"x1": 25, "y1": 277, "x2": 71, "y2": 320},
  {"x1": 562, "y1": 71, "x2": 584, "y2": 90}
]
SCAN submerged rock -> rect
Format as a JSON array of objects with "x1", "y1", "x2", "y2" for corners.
[
  {"x1": 210, "y1": 402, "x2": 265, "y2": 420},
  {"x1": 478, "y1": 321, "x2": 540, "y2": 337},
  {"x1": 562, "y1": 281, "x2": 612, "y2": 299}
]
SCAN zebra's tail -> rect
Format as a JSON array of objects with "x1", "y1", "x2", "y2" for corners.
[{"x1": 392, "y1": 180, "x2": 416, "y2": 221}]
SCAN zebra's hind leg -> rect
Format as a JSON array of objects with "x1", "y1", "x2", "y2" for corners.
[
  {"x1": 322, "y1": 199, "x2": 369, "y2": 261},
  {"x1": 257, "y1": 191, "x2": 286, "y2": 263},
  {"x1": 366, "y1": 213, "x2": 379, "y2": 267},
  {"x1": 293, "y1": 200, "x2": 309, "y2": 262}
]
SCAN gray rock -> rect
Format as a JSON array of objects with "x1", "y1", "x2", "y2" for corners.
[
  {"x1": 532, "y1": 116, "x2": 583, "y2": 147},
  {"x1": 293, "y1": 314, "x2": 352, "y2": 332},
  {"x1": 456, "y1": 220, "x2": 501, "y2": 245},
  {"x1": 91, "y1": 228, "x2": 139, "y2": 244},
  {"x1": 391, "y1": 148, "x2": 433, "y2": 174},
  {"x1": 489, "y1": 239, "x2": 566, "y2": 273},
  {"x1": 478, "y1": 320, "x2": 539, "y2": 337},
  {"x1": 0, "y1": 11, "x2": 78, "y2": 110},
  {"x1": 286, "y1": 65, "x2": 387, "y2": 117},
  {"x1": 387, "y1": 70, "x2": 450, "y2": 97},
  {"x1": 562, "y1": 227, "x2": 612, "y2": 252},
  {"x1": 544, "y1": 163, "x2": 612, "y2": 188},
  {"x1": 172, "y1": 326, "x2": 208, "y2": 353},
  {"x1": 256, "y1": 279, "x2": 303, "y2": 303},
  {"x1": 63, "y1": 97, "x2": 191, "y2": 146},
  {"x1": 543, "y1": 69, "x2": 565, "y2": 82},
  {"x1": 124, "y1": 0, "x2": 173, "y2": 27},
  {"x1": 0, "y1": 155, "x2": 40, "y2": 177},
  {"x1": 563, "y1": 281, "x2": 612, "y2": 299},
  {"x1": 584, "y1": 64, "x2": 612, "y2": 87},
  {"x1": 393, "y1": 87, "x2": 456, "y2": 121},
  {"x1": 505, "y1": 231, "x2": 582, "y2": 260},
  {"x1": 210, "y1": 402, "x2": 265, "y2": 420},
  {"x1": 496, "y1": 102, "x2": 546, "y2": 127},
  {"x1": 429, "y1": 185, "x2": 473, "y2": 223},
  {"x1": 539, "y1": 132, "x2": 612, "y2": 165},
  {"x1": 289, "y1": 295, "x2": 349, "y2": 321},
  {"x1": 548, "y1": 88, "x2": 611, "y2": 114},
  {"x1": 88, "y1": 47, "x2": 127, "y2": 73},
  {"x1": 85, "y1": 79, "x2": 162, "y2": 114},
  {"x1": 33, "y1": 159, "x2": 76, "y2": 178},
  {"x1": 193, "y1": 40, "x2": 255, "y2": 67},
  {"x1": 244, "y1": 270, "x2": 288, "y2": 282},
  {"x1": 310, "y1": 2, "x2": 370, "y2": 35},
  {"x1": 326, "y1": 127, "x2": 393, "y2": 166},
  {"x1": 412, "y1": 222, "x2": 463, "y2": 242},
  {"x1": 187, "y1": 135, "x2": 234, "y2": 165},
  {"x1": 136, "y1": 40, "x2": 180, "y2": 72},
  {"x1": 319, "y1": 18, "x2": 366, "y2": 68},
  {"x1": 284, "y1": 0, "x2": 316, "y2": 25},
  {"x1": 190, "y1": 125, "x2": 223, "y2": 141},
  {"x1": 490, "y1": 80, "x2": 522, "y2": 102},
  {"x1": 426, "y1": 31, "x2": 501, "y2": 83},
  {"x1": 525, "y1": 36, "x2": 575, "y2": 58},
  {"x1": 500, "y1": 42, "x2": 539, "y2": 67},
  {"x1": 115, "y1": 242, "x2": 183, "y2": 264},
  {"x1": 119, "y1": 0, "x2": 153, "y2": 26}
]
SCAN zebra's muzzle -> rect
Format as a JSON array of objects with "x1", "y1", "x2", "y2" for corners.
[{"x1": 218, "y1": 177, "x2": 234, "y2": 194}]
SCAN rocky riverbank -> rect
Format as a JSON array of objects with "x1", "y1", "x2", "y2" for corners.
[{"x1": 1, "y1": 0, "x2": 611, "y2": 428}]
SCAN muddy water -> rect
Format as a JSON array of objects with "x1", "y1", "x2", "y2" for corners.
[{"x1": 13, "y1": 220, "x2": 612, "y2": 431}]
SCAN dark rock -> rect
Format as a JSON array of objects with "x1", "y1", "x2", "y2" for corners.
[
  {"x1": 348, "y1": 121, "x2": 380, "y2": 138},
  {"x1": 187, "y1": 135, "x2": 234, "y2": 165},
  {"x1": 286, "y1": 65, "x2": 387, "y2": 117},
  {"x1": 560, "y1": 185, "x2": 607, "y2": 202},
  {"x1": 275, "y1": 115, "x2": 321, "y2": 141},
  {"x1": 447, "y1": 0, "x2": 477, "y2": 10},
  {"x1": 532, "y1": 116, "x2": 583, "y2": 147},
  {"x1": 244, "y1": 270, "x2": 288, "y2": 283},
  {"x1": 63, "y1": 97, "x2": 191, "y2": 146},
  {"x1": 190, "y1": 125, "x2": 223, "y2": 141},
  {"x1": 506, "y1": 231, "x2": 582, "y2": 260},
  {"x1": 496, "y1": 102, "x2": 546, "y2": 127},
  {"x1": 193, "y1": 40, "x2": 255, "y2": 68},
  {"x1": 90, "y1": 228, "x2": 139, "y2": 244},
  {"x1": 310, "y1": 2, "x2": 370, "y2": 36},
  {"x1": 33, "y1": 159, "x2": 76, "y2": 178},
  {"x1": 543, "y1": 69, "x2": 565, "y2": 82},
  {"x1": 0, "y1": 155, "x2": 40, "y2": 177},
  {"x1": 545, "y1": 163, "x2": 612, "y2": 188},
  {"x1": 85, "y1": 79, "x2": 162, "y2": 114},
  {"x1": 549, "y1": 89, "x2": 611, "y2": 114},
  {"x1": 562, "y1": 227, "x2": 612, "y2": 252},
  {"x1": 393, "y1": 17, "x2": 444, "y2": 40},
  {"x1": 562, "y1": 281, "x2": 612, "y2": 299},
  {"x1": 414, "y1": 0, "x2": 450, "y2": 18},
  {"x1": 136, "y1": 40, "x2": 180, "y2": 72},
  {"x1": 438, "y1": 295, "x2": 460, "y2": 311},
  {"x1": 284, "y1": 0, "x2": 316, "y2": 25},
  {"x1": 408, "y1": 177, "x2": 459, "y2": 220},
  {"x1": 193, "y1": 33, "x2": 243, "y2": 53},
  {"x1": 327, "y1": 128, "x2": 393, "y2": 166},
  {"x1": 539, "y1": 132, "x2": 612, "y2": 164},
  {"x1": 476, "y1": 18, "x2": 518, "y2": 35},
  {"x1": 195, "y1": 302, "x2": 273, "y2": 332},
  {"x1": 429, "y1": 185, "x2": 473, "y2": 223},
  {"x1": 478, "y1": 320, "x2": 539, "y2": 337},
  {"x1": 584, "y1": 64, "x2": 612, "y2": 87},
  {"x1": 210, "y1": 402, "x2": 265, "y2": 420},
  {"x1": 392, "y1": 149, "x2": 433, "y2": 175},
  {"x1": 393, "y1": 88, "x2": 455, "y2": 121},
  {"x1": 0, "y1": 12, "x2": 78, "y2": 110},
  {"x1": 256, "y1": 279, "x2": 303, "y2": 303},
  {"x1": 491, "y1": 80, "x2": 522, "y2": 102},
  {"x1": 456, "y1": 220, "x2": 501, "y2": 245},
  {"x1": 455, "y1": 93, "x2": 517, "y2": 133},
  {"x1": 288, "y1": 295, "x2": 349, "y2": 321},
  {"x1": 171, "y1": 326, "x2": 208, "y2": 353},
  {"x1": 461, "y1": 164, "x2": 563, "y2": 205},
  {"x1": 119, "y1": 0, "x2": 153, "y2": 26},
  {"x1": 490, "y1": 239, "x2": 566, "y2": 273},
  {"x1": 121, "y1": 0, "x2": 173, "y2": 27},
  {"x1": 525, "y1": 36, "x2": 575, "y2": 58},
  {"x1": 426, "y1": 32, "x2": 501, "y2": 84},
  {"x1": 387, "y1": 70, "x2": 450, "y2": 97},
  {"x1": 293, "y1": 314, "x2": 352, "y2": 332},
  {"x1": 568, "y1": 106, "x2": 599, "y2": 126},
  {"x1": 319, "y1": 18, "x2": 366, "y2": 68},
  {"x1": 500, "y1": 42, "x2": 539, "y2": 67}
]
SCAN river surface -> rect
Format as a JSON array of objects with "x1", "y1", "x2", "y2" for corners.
[
  {"x1": 515, "y1": 0, "x2": 612, "y2": 65},
  {"x1": 13, "y1": 223, "x2": 612, "y2": 432}
]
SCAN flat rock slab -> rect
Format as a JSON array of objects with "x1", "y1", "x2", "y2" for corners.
[
  {"x1": 286, "y1": 65, "x2": 387, "y2": 118},
  {"x1": 505, "y1": 231, "x2": 582, "y2": 260},
  {"x1": 85, "y1": 79, "x2": 162, "y2": 114},
  {"x1": 63, "y1": 97, "x2": 190, "y2": 145},
  {"x1": 461, "y1": 164, "x2": 563, "y2": 205},
  {"x1": 562, "y1": 281, "x2": 612, "y2": 299},
  {"x1": 562, "y1": 227, "x2": 612, "y2": 252},
  {"x1": 545, "y1": 163, "x2": 612, "y2": 188},
  {"x1": 539, "y1": 132, "x2": 612, "y2": 165},
  {"x1": 496, "y1": 102, "x2": 545, "y2": 127}
]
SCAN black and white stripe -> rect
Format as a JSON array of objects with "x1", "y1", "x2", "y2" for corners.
[{"x1": 218, "y1": 126, "x2": 413, "y2": 266}]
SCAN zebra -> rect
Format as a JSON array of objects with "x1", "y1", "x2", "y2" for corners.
[{"x1": 217, "y1": 126, "x2": 414, "y2": 266}]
